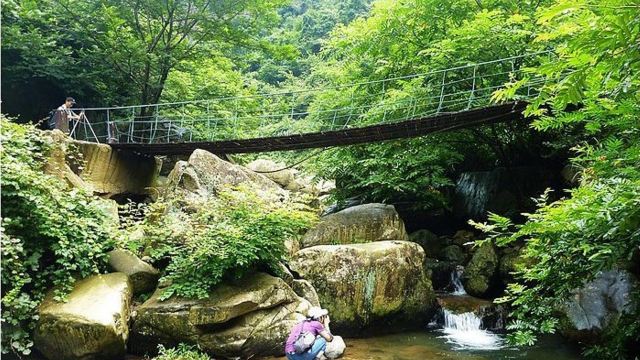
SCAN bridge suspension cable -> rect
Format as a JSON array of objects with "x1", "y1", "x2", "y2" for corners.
[{"x1": 68, "y1": 51, "x2": 558, "y2": 149}]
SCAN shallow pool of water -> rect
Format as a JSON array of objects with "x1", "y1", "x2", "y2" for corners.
[{"x1": 336, "y1": 331, "x2": 581, "y2": 360}]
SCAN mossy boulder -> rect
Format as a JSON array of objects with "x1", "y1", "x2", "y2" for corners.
[
  {"x1": 301, "y1": 203, "x2": 408, "y2": 248},
  {"x1": 107, "y1": 249, "x2": 160, "y2": 294},
  {"x1": 408, "y1": 229, "x2": 447, "y2": 257},
  {"x1": 130, "y1": 273, "x2": 312, "y2": 358},
  {"x1": 440, "y1": 245, "x2": 465, "y2": 264},
  {"x1": 34, "y1": 273, "x2": 132, "y2": 360},
  {"x1": 498, "y1": 247, "x2": 528, "y2": 286},
  {"x1": 462, "y1": 243, "x2": 499, "y2": 297},
  {"x1": 289, "y1": 241, "x2": 436, "y2": 334}
]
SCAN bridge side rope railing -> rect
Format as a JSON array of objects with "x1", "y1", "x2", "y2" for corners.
[{"x1": 69, "y1": 51, "x2": 558, "y2": 145}]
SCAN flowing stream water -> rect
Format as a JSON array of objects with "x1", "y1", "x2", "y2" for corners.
[
  {"x1": 316, "y1": 270, "x2": 580, "y2": 360},
  {"x1": 440, "y1": 309, "x2": 503, "y2": 350},
  {"x1": 450, "y1": 266, "x2": 467, "y2": 296},
  {"x1": 337, "y1": 332, "x2": 580, "y2": 360}
]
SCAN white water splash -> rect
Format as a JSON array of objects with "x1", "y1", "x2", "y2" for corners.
[
  {"x1": 450, "y1": 267, "x2": 467, "y2": 295},
  {"x1": 440, "y1": 309, "x2": 503, "y2": 350}
]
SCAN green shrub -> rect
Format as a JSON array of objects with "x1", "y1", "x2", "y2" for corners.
[
  {"x1": 313, "y1": 138, "x2": 463, "y2": 208},
  {"x1": 472, "y1": 133, "x2": 640, "y2": 357},
  {"x1": 152, "y1": 344, "x2": 211, "y2": 360},
  {"x1": 1, "y1": 119, "x2": 114, "y2": 355},
  {"x1": 123, "y1": 185, "x2": 316, "y2": 300},
  {"x1": 474, "y1": 1, "x2": 640, "y2": 357}
]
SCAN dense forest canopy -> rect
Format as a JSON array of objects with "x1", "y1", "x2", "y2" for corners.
[{"x1": 1, "y1": 0, "x2": 639, "y2": 358}]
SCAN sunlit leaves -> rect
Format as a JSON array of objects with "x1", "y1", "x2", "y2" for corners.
[{"x1": 1, "y1": 119, "x2": 114, "y2": 354}]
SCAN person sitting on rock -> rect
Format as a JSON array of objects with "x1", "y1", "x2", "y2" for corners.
[{"x1": 285, "y1": 307, "x2": 334, "y2": 360}]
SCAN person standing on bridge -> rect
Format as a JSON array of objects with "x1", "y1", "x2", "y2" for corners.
[{"x1": 50, "y1": 97, "x2": 81, "y2": 133}]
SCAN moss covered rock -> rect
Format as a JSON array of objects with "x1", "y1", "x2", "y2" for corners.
[
  {"x1": 301, "y1": 203, "x2": 408, "y2": 248},
  {"x1": 289, "y1": 241, "x2": 436, "y2": 333},
  {"x1": 452, "y1": 230, "x2": 475, "y2": 247},
  {"x1": 498, "y1": 247, "x2": 528, "y2": 286},
  {"x1": 107, "y1": 249, "x2": 160, "y2": 295},
  {"x1": 440, "y1": 245, "x2": 466, "y2": 264},
  {"x1": 34, "y1": 273, "x2": 132, "y2": 360},
  {"x1": 130, "y1": 273, "x2": 312, "y2": 358},
  {"x1": 408, "y1": 229, "x2": 447, "y2": 257},
  {"x1": 462, "y1": 243, "x2": 498, "y2": 297}
]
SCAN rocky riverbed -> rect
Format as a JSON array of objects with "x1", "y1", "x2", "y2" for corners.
[{"x1": 27, "y1": 138, "x2": 638, "y2": 359}]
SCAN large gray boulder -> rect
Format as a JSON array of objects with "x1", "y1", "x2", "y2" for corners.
[
  {"x1": 560, "y1": 270, "x2": 638, "y2": 342},
  {"x1": 34, "y1": 273, "x2": 132, "y2": 360},
  {"x1": 462, "y1": 243, "x2": 498, "y2": 298},
  {"x1": 291, "y1": 279, "x2": 321, "y2": 307},
  {"x1": 301, "y1": 203, "x2": 408, "y2": 248},
  {"x1": 246, "y1": 159, "x2": 297, "y2": 190},
  {"x1": 290, "y1": 241, "x2": 436, "y2": 333},
  {"x1": 165, "y1": 149, "x2": 284, "y2": 205},
  {"x1": 130, "y1": 273, "x2": 312, "y2": 358},
  {"x1": 107, "y1": 249, "x2": 160, "y2": 294}
]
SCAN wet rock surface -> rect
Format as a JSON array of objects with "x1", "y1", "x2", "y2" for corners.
[
  {"x1": 453, "y1": 167, "x2": 558, "y2": 220},
  {"x1": 461, "y1": 243, "x2": 499, "y2": 298},
  {"x1": 560, "y1": 269, "x2": 638, "y2": 342}
]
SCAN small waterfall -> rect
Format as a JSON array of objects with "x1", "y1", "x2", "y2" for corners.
[
  {"x1": 454, "y1": 171, "x2": 498, "y2": 219},
  {"x1": 440, "y1": 309, "x2": 503, "y2": 350},
  {"x1": 450, "y1": 267, "x2": 466, "y2": 295},
  {"x1": 443, "y1": 310, "x2": 482, "y2": 331}
]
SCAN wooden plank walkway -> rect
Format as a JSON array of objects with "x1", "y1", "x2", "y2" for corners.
[{"x1": 110, "y1": 102, "x2": 527, "y2": 155}]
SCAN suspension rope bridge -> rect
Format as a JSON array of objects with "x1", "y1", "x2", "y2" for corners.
[{"x1": 69, "y1": 52, "x2": 556, "y2": 155}]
